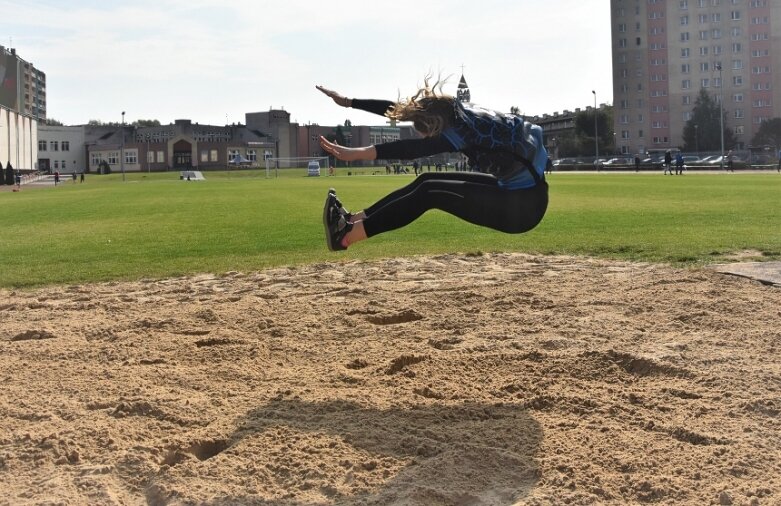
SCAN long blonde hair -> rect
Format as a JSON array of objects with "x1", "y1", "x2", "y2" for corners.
[{"x1": 387, "y1": 75, "x2": 455, "y2": 137}]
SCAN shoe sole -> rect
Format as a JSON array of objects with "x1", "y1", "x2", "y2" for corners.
[{"x1": 323, "y1": 192, "x2": 336, "y2": 251}]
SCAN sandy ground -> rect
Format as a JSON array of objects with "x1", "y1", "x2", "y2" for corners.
[{"x1": 1, "y1": 253, "x2": 780, "y2": 505}]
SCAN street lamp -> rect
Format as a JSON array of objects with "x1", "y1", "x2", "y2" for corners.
[
  {"x1": 120, "y1": 111, "x2": 126, "y2": 181},
  {"x1": 715, "y1": 64, "x2": 725, "y2": 170},
  {"x1": 592, "y1": 90, "x2": 599, "y2": 171},
  {"x1": 694, "y1": 124, "x2": 699, "y2": 157}
]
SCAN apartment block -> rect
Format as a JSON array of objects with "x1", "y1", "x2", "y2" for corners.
[{"x1": 611, "y1": 0, "x2": 781, "y2": 155}]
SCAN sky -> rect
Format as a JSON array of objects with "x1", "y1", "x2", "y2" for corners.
[{"x1": 1, "y1": 0, "x2": 613, "y2": 127}]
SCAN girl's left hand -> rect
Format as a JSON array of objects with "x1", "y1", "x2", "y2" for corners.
[{"x1": 319, "y1": 136, "x2": 375, "y2": 162}]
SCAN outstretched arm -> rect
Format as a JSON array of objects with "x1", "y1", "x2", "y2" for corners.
[
  {"x1": 316, "y1": 85, "x2": 352, "y2": 108},
  {"x1": 319, "y1": 136, "x2": 377, "y2": 162},
  {"x1": 316, "y1": 85, "x2": 394, "y2": 117}
]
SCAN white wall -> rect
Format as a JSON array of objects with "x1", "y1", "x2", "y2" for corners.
[{"x1": 0, "y1": 105, "x2": 37, "y2": 170}]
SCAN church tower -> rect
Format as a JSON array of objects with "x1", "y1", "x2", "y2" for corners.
[{"x1": 456, "y1": 71, "x2": 471, "y2": 103}]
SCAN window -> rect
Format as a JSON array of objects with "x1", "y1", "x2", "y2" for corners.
[
  {"x1": 751, "y1": 32, "x2": 769, "y2": 41},
  {"x1": 157, "y1": 151, "x2": 165, "y2": 163},
  {"x1": 621, "y1": 131, "x2": 630, "y2": 139},
  {"x1": 701, "y1": 78, "x2": 710, "y2": 88},
  {"x1": 680, "y1": 0, "x2": 689, "y2": 8},
  {"x1": 247, "y1": 150, "x2": 257, "y2": 162},
  {"x1": 636, "y1": 37, "x2": 642, "y2": 46},
  {"x1": 681, "y1": 48, "x2": 690, "y2": 57},
  {"x1": 732, "y1": 60, "x2": 743, "y2": 70},
  {"x1": 619, "y1": 38, "x2": 627, "y2": 48},
  {"x1": 683, "y1": 95, "x2": 691, "y2": 104},
  {"x1": 200, "y1": 150, "x2": 208, "y2": 162},
  {"x1": 618, "y1": 23, "x2": 627, "y2": 32},
  {"x1": 713, "y1": 45, "x2": 723, "y2": 55},
  {"x1": 638, "y1": 113, "x2": 644, "y2": 122},
  {"x1": 735, "y1": 108, "x2": 744, "y2": 118},
  {"x1": 712, "y1": 13, "x2": 721, "y2": 22},
  {"x1": 683, "y1": 111, "x2": 693, "y2": 121},
  {"x1": 699, "y1": 30, "x2": 708, "y2": 40},
  {"x1": 732, "y1": 42, "x2": 742, "y2": 52},
  {"x1": 733, "y1": 75, "x2": 743, "y2": 85},
  {"x1": 682, "y1": 79, "x2": 692, "y2": 89},
  {"x1": 125, "y1": 151, "x2": 137, "y2": 164},
  {"x1": 731, "y1": 10, "x2": 741, "y2": 20},
  {"x1": 681, "y1": 15, "x2": 689, "y2": 25},
  {"x1": 734, "y1": 125, "x2": 744, "y2": 135},
  {"x1": 638, "y1": 130, "x2": 644, "y2": 138},
  {"x1": 731, "y1": 27, "x2": 741, "y2": 37},
  {"x1": 713, "y1": 77, "x2": 722, "y2": 87},
  {"x1": 148, "y1": 151, "x2": 155, "y2": 163},
  {"x1": 91, "y1": 153, "x2": 101, "y2": 167},
  {"x1": 751, "y1": 49, "x2": 769, "y2": 57},
  {"x1": 50, "y1": 141, "x2": 59, "y2": 151},
  {"x1": 62, "y1": 141, "x2": 69, "y2": 151},
  {"x1": 752, "y1": 66, "x2": 770, "y2": 74},
  {"x1": 681, "y1": 32, "x2": 690, "y2": 41},
  {"x1": 699, "y1": 46, "x2": 709, "y2": 56},
  {"x1": 700, "y1": 62, "x2": 709, "y2": 71},
  {"x1": 38, "y1": 140, "x2": 47, "y2": 151},
  {"x1": 699, "y1": 14, "x2": 708, "y2": 23},
  {"x1": 107, "y1": 152, "x2": 118, "y2": 165},
  {"x1": 712, "y1": 28, "x2": 721, "y2": 39},
  {"x1": 209, "y1": 150, "x2": 218, "y2": 162}
]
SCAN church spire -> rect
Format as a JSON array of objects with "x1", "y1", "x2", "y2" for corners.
[{"x1": 456, "y1": 65, "x2": 471, "y2": 103}]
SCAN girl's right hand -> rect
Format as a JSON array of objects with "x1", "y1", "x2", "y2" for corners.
[{"x1": 316, "y1": 85, "x2": 351, "y2": 108}]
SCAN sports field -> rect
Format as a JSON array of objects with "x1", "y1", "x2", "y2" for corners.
[
  {"x1": 1, "y1": 170, "x2": 780, "y2": 505},
  {"x1": 1, "y1": 170, "x2": 779, "y2": 287}
]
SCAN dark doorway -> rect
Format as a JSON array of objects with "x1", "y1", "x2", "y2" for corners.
[{"x1": 173, "y1": 140, "x2": 192, "y2": 169}]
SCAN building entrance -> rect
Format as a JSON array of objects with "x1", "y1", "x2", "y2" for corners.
[{"x1": 173, "y1": 140, "x2": 192, "y2": 169}]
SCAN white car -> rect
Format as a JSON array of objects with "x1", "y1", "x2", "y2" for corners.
[{"x1": 307, "y1": 160, "x2": 321, "y2": 177}]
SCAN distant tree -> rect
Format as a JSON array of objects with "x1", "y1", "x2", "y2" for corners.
[
  {"x1": 344, "y1": 119, "x2": 352, "y2": 128},
  {"x1": 44, "y1": 118, "x2": 64, "y2": 126},
  {"x1": 5, "y1": 162, "x2": 14, "y2": 185},
  {"x1": 133, "y1": 119, "x2": 161, "y2": 127},
  {"x1": 682, "y1": 88, "x2": 736, "y2": 152},
  {"x1": 750, "y1": 118, "x2": 781, "y2": 148},
  {"x1": 510, "y1": 106, "x2": 521, "y2": 115},
  {"x1": 574, "y1": 105, "x2": 614, "y2": 156},
  {"x1": 88, "y1": 119, "x2": 121, "y2": 127}
]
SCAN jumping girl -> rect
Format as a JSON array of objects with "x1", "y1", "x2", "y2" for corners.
[{"x1": 317, "y1": 78, "x2": 549, "y2": 251}]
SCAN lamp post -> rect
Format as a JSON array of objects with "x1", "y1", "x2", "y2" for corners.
[
  {"x1": 120, "y1": 111, "x2": 126, "y2": 181},
  {"x1": 694, "y1": 124, "x2": 699, "y2": 158},
  {"x1": 592, "y1": 90, "x2": 599, "y2": 171},
  {"x1": 715, "y1": 64, "x2": 725, "y2": 170}
]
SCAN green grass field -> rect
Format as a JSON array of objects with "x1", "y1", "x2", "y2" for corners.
[{"x1": 1, "y1": 169, "x2": 779, "y2": 288}]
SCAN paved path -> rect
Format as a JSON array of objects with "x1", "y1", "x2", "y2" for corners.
[{"x1": 713, "y1": 261, "x2": 781, "y2": 287}]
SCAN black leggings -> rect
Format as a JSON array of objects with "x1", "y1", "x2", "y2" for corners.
[{"x1": 362, "y1": 172, "x2": 548, "y2": 237}]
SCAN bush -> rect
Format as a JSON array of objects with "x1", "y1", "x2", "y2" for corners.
[{"x1": 5, "y1": 163, "x2": 14, "y2": 186}]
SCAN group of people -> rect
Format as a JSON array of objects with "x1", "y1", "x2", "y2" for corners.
[{"x1": 663, "y1": 150, "x2": 686, "y2": 176}]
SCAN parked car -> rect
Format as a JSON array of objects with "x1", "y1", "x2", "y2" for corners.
[{"x1": 706, "y1": 155, "x2": 743, "y2": 165}]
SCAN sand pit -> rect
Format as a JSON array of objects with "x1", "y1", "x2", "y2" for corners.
[{"x1": 1, "y1": 253, "x2": 780, "y2": 505}]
